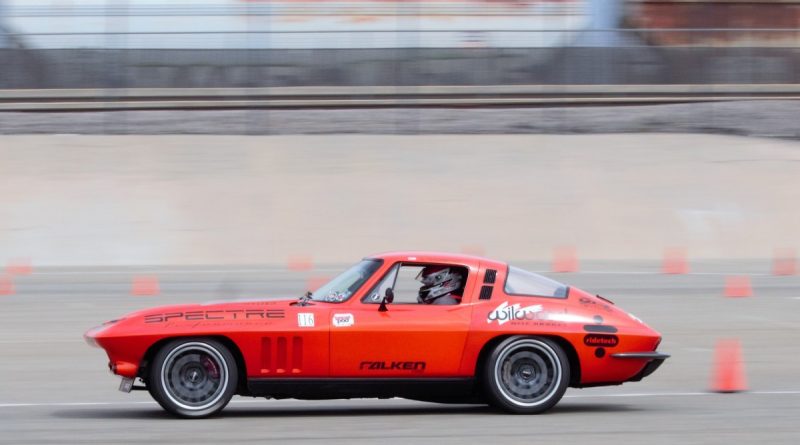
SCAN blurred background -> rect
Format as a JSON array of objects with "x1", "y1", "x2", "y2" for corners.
[
  {"x1": 3, "y1": 0, "x2": 800, "y2": 88},
  {"x1": 1, "y1": 0, "x2": 799, "y2": 265},
  {"x1": 1, "y1": 2, "x2": 800, "y2": 443}
]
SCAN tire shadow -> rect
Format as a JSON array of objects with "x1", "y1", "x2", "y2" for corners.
[{"x1": 51, "y1": 401, "x2": 642, "y2": 420}]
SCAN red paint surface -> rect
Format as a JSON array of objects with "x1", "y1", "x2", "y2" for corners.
[{"x1": 87, "y1": 251, "x2": 664, "y2": 386}]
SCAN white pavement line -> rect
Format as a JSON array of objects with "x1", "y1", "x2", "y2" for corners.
[
  {"x1": 536, "y1": 271, "x2": 772, "y2": 277},
  {"x1": 0, "y1": 401, "x2": 155, "y2": 408},
  {"x1": 564, "y1": 392, "x2": 708, "y2": 398},
  {"x1": 29, "y1": 268, "x2": 344, "y2": 276},
  {"x1": 0, "y1": 399, "x2": 268, "y2": 408},
  {"x1": 2, "y1": 391, "x2": 799, "y2": 409},
  {"x1": 565, "y1": 390, "x2": 800, "y2": 398},
  {"x1": 30, "y1": 270, "x2": 270, "y2": 275},
  {"x1": 749, "y1": 390, "x2": 800, "y2": 395},
  {"x1": 24, "y1": 269, "x2": 781, "y2": 277},
  {"x1": 0, "y1": 339, "x2": 85, "y2": 344}
]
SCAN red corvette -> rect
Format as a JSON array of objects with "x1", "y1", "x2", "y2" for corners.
[{"x1": 85, "y1": 251, "x2": 668, "y2": 418}]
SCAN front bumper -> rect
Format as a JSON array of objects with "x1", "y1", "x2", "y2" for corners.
[{"x1": 84, "y1": 321, "x2": 141, "y2": 378}]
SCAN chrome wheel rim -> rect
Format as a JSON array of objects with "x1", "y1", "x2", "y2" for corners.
[
  {"x1": 494, "y1": 339, "x2": 561, "y2": 407},
  {"x1": 161, "y1": 342, "x2": 229, "y2": 411}
]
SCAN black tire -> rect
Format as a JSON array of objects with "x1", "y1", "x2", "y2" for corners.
[
  {"x1": 148, "y1": 338, "x2": 238, "y2": 418},
  {"x1": 483, "y1": 336, "x2": 570, "y2": 414}
]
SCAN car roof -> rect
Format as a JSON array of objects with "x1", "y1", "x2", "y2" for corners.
[{"x1": 366, "y1": 251, "x2": 506, "y2": 269}]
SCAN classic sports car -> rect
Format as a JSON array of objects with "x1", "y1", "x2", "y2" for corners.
[{"x1": 85, "y1": 251, "x2": 668, "y2": 418}]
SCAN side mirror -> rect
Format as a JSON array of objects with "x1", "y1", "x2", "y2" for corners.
[{"x1": 378, "y1": 288, "x2": 394, "y2": 312}]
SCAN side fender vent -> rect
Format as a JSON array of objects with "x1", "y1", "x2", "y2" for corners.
[
  {"x1": 484, "y1": 269, "x2": 497, "y2": 284},
  {"x1": 479, "y1": 285, "x2": 493, "y2": 300},
  {"x1": 261, "y1": 336, "x2": 303, "y2": 375}
]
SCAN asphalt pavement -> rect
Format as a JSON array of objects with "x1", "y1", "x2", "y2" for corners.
[{"x1": 1, "y1": 262, "x2": 799, "y2": 444}]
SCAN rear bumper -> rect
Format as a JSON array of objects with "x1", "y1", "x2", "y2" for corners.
[{"x1": 613, "y1": 351, "x2": 670, "y2": 382}]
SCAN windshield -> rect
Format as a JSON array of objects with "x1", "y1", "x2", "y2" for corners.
[
  {"x1": 310, "y1": 259, "x2": 383, "y2": 302},
  {"x1": 504, "y1": 266, "x2": 568, "y2": 298}
]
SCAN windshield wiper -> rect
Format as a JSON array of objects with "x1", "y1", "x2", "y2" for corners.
[{"x1": 292, "y1": 291, "x2": 314, "y2": 306}]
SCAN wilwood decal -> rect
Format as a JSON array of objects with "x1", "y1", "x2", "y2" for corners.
[{"x1": 487, "y1": 301, "x2": 544, "y2": 325}]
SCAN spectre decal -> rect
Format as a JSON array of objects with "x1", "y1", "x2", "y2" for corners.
[{"x1": 144, "y1": 309, "x2": 285, "y2": 323}]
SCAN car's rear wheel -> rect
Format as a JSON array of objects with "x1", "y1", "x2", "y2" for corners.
[
  {"x1": 149, "y1": 338, "x2": 237, "y2": 418},
  {"x1": 484, "y1": 336, "x2": 569, "y2": 414}
]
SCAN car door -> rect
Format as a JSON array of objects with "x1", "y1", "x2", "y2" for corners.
[{"x1": 329, "y1": 262, "x2": 476, "y2": 377}]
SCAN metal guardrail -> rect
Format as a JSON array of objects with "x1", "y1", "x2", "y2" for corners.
[{"x1": 2, "y1": 84, "x2": 800, "y2": 111}]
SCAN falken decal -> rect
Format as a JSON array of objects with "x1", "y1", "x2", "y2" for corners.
[
  {"x1": 332, "y1": 313, "x2": 354, "y2": 327},
  {"x1": 487, "y1": 301, "x2": 544, "y2": 325},
  {"x1": 360, "y1": 361, "x2": 426, "y2": 372}
]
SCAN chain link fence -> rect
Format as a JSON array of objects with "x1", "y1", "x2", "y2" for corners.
[{"x1": 1, "y1": 29, "x2": 800, "y2": 89}]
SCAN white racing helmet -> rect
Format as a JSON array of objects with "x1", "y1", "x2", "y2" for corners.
[{"x1": 416, "y1": 266, "x2": 463, "y2": 304}]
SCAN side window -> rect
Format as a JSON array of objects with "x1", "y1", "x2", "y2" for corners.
[
  {"x1": 504, "y1": 266, "x2": 568, "y2": 298},
  {"x1": 363, "y1": 263, "x2": 468, "y2": 305},
  {"x1": 364, "y1": 263, "x2": 399, "y2": 303},
  {"x1": 392, "y1": 265, "x2": 426, "y2": 304}
]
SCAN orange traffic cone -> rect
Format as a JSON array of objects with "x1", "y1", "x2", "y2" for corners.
[
  {"x1": 662, "y1": 248, "x2": 689, "y2": 274},
  {"x1": 0, "y1": 275, "x2": 14, "y2": 295},
  {"x1": 772, "y1": 249, "x2": 796, "y2": 276},
  {"x1": 6, "y1": 258, "x2": 32, "y2": 276},
  {"x1": 724, "y1": 275, "x2": 752, "y2": 298},
  {"x1": 131, "y1": 276, "x2": 160, "y2": 296},
  {"x1": 552, "y1": 247, "x2": 579, "y2": 273},
  {"x1": 711, "y1": 339, "x2": 747, "y2": 393}
]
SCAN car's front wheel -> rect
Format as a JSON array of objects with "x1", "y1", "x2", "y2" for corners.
[
  {"x1": 149, "y1": 338, "x2": 238, "y2": 418},
  {"x1": 484, "y1": 336, "x2": 570, "y2": 414}
]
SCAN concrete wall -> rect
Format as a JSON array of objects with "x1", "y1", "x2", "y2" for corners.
[
  {"x1": 1, "y1": 47, "x2": 800, "y2": 89},
  {"x1": 1, "y1": 133, "x2": 798, "y2": 266}
]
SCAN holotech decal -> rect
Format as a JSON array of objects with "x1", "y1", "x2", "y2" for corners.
[
  {"x1": 487, "y1": 301, "x2": 544, "y2": 325},
  {"x1": 583, "y1": 334, "x2": 619, "y2": 347},
  {"x1": 578, "y1": 296, "x2": 613, "y2": 313},
  {"x1": 297, "y1": 313, "x2": 315, "y2": 328},
  {"x1": 332, "y1": 313, "x2": 354, "y2": 327},
  {"x1": 144, "y1": 309, "x2": 285, "y2": 323},
  {"x1": 359, "y1": 361, "x2": 426, "y2": 372}
]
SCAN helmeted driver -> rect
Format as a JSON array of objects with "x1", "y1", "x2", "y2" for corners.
[{"x1": 416, "y1": 265, "x2": 463, "y2": 305}]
